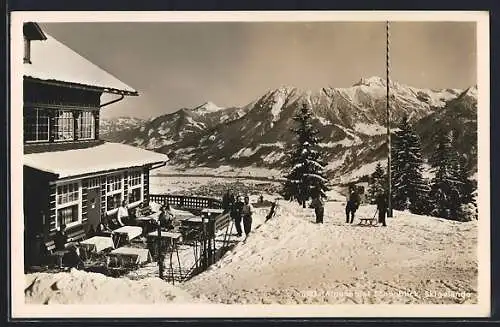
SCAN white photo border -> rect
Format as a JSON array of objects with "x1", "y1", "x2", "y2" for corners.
[{"x1": 10, "y1": 10, "x2": 490, "y2": 318}]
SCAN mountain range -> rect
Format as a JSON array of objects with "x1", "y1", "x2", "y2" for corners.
[{"x1": 100, "y1": 76, "x2": 477, "y2": 182}]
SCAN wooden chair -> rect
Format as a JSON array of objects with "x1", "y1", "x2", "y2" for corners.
[
  {"x1": 44, "y1": 240, "x2": 68, "y2": 268},
  {"x1": 43, "y1": 227, "x2": 87, "y2": 268},
  {"x1": 66, "y1": 228, "x2": 87, "y2": 243}
]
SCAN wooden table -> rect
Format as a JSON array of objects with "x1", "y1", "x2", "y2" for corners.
[
  {"x1": 146, "y1": 231, "x2": 182, "y2": 255},
  {"x1": 178, "y1": 215, "x2": 203, "y2": 223},
  {"x1": 136, "y1": 216, "x2": 157, "y2": 222},
  {"x1": 147, "y1": 231, "x2": 183, "y2": 240},
  {"x1": 147, "y1": 231, "x2": 183, "y2": 284},
  {"x1": 136, "y1": 210, "x2": 160, "y2": 221},
  {"x1": 201, "y1": 208, "x2": 225, "y2": 215},
  {"x1": 80, "y1": 236, "x2": 114, "y2": 253},
  {"x1": 112, "y1": 226, "x2": 143, "y2": 247},
  {"x1": 107, "y1": 247, "x2": 152, "y2": 267},
  {"x1": 135, "y1": 212, "x2": 161, "y2": 235},
  {"x1": 179, "y1": 215, "x2": 205, "y2": 235}
]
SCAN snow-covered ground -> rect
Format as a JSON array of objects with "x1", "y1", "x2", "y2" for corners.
[
  {"x1": 184, "y1": 200, "x2": 477, "y2": 304},
  {"x1": 25, "y1": 269, "x2": 203, "y2": 304},
  {"x1": 149, "y1": 175, "x2": 283, "y2": 198},
  {"x1": 25, "y1": 177, "x2": 477, "y2": 306},
  {"x1": 151, "y1": 164, "x2": 283, "y2": 180}
]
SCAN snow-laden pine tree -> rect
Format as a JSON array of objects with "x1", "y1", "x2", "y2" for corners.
[
  {"x1": 391, "y1": 116, "x2": 430, "y2": 214},
  {"x1": 367, "y1": 162, "x2": 385, "y2": 204},
  {"x1": 429, "y1": 130, "x2": 460, "y2": 218},
  {"x1": 429, "y1": 130, "x2": 477, "y2": 221},
  {"x1": 282, "y1": 102, "x2": 329, "y2": 208},
  {"x1": 456, "y1": 155, "x2": 478, "y2": 221}
]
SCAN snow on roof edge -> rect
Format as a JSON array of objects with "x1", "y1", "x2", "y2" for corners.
[
  {"x1": 24, "y1": 76, "x2": 139, "y2": 96},
  {"x1": 24, "y1": 34, "x2": 138, "y2": 95},
  {"x1": 24, "y1": 142, "x2": 169, "y2": 179}
]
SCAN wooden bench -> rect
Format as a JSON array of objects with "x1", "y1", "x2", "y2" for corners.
[
  {"x1": 214, "y1": 212, "x2": 231, "y2": 231},
  {"x1": 43, "y1": 240, "x2": 68, "y2": 268},
  {"x1": 45, "y1": 229, "x2": 87, "y2": 250},
  {"x1": 43, "y1": 228, "x2": 87, "y2": 267},
  {"x1": 66, "y1": 228, "x2": 87, "y2": 243},
  {"x1": 45, "y1": 240, "x2": 57, "y2": 253},
  {"x1": 359, "y1": 218, "x2": 377, "y2": 226}
]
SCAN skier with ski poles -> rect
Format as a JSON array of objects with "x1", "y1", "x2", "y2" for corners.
[
  {"x1": 376, "y1": 193, "x2": 388, "y2": 227},
  {"x1": 346, "y1": 186, "x2": 361, "y2": 224}
]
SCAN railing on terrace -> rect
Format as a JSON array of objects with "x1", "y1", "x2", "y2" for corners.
[
  {"x1": 149, "y1": 194, "x2": 222, "y2": 210},
  {"x1": 147, "y1": 194, "x2": 233, "y2": 282}
]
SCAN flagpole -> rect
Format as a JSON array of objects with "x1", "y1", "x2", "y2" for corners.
[{"x1": 386, "y1": 21, "x2": 393, "y2": 218}]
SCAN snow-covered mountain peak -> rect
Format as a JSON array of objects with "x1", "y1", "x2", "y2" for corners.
[
  {"x1": 260, "y1": 86, "x2": 297, "y2": 122},
  {"x1": 101, "y1": 78, "x2": 476, "y2": 180},
  {"x1": 264, "y1": 85, "x2": 297, "y2": 98},
  {"x1": 193, "y1": 101, "x2": 224, "y2": 114},
  {"x1": 354, "y1": 76, "x2": 387, "y2": 88},
  {"x1": 462, "y1": 85, "x2": 478, "y2": 98}
]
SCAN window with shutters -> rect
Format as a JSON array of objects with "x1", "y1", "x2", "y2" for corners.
[
  {"x1": 54, "y1": 110, "x2": 74, "y2": 141},
  {"x1": 128, "y1": 170, "x2": 143, "y2": 205},
  {"x1": 78, "y1": 111, "x2": 95, "y2": 140},
  {"x1": 106, "y1": 173, "x2": 124, "y2": 212},
  {"x1": 56, "y1": 181, "x2": 81, "y2": 228}
]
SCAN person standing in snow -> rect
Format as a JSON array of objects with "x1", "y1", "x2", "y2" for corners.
[
  {"x1": 449, "y1": 186, "x2": 460, "y2": 220},
  {"x1": 54, "y1": 224, "x2": 68, "y2": 251},
  {"x1": 159, "y1": 204, "x2": 176, "y2": 231},
  {"x1": 376, "y1": 193, "x2": 388, "y2": 227},
  {"x1": 241, "y1": 196, "x2": 254, "y2": 237},
  {"x1": 310, "y1": 194, "x2": 325, "y2": 224},
  {"x1": 345, "y1": 187, "x2": 361, "y2": 224},
  {"x1": 265, "y1": 200, "x2": 278, "y2": 222},
  {"x1": 116, "y1": 200, "x2": 129, "y2": 226},
  {"x1": 222, "y1": 189, "x2": 234, "y2": 214},
  {"x1": 231, "y1": 195, "x2": 244, "y2": 237},
  {"x1": 158, "y1": 206, "x2": 168, "y2": 229}
]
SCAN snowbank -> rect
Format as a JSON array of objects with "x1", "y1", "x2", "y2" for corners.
[{"x1": 25, "y1": 269, "x2": 200, "y2": 305}]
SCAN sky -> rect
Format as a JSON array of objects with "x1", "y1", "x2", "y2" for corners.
[{"x1": 39, "y1": 21, "x2": 477, "y2": 119}]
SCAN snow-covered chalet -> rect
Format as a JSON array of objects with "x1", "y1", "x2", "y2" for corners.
[{"x1": 22, "y1": 23, "x2": 168, "y2": 265}]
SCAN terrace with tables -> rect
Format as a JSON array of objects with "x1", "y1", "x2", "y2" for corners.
[{"x1": 30, "y1": 194, "x2": 266, "y2": 283}]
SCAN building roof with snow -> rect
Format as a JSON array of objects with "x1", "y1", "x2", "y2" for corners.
[
  {"x1": 24, "y1": 33, "x2": 138, "y2": 96},
  {"x1": 24, "y1": 142, "x2": 168, "y2": 178}
]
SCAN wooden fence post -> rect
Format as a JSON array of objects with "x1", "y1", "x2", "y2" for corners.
[{"x1": 157, "y1": 223, "x2": 164, "y2": 279}]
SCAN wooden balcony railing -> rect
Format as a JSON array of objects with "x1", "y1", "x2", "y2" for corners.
[{"x1": 149, "y1": 194, "x2": 222, "y2": 210}]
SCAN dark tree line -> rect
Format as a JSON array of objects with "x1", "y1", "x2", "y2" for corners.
[
  {"x1": 282, "y1": 104, "x2": 476, "y2": 222},
  {"x1": 367, "y1": 116, "x2": 476, "y2": 221}
]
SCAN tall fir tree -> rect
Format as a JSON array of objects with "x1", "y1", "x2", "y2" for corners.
[
  {"x1": 282, "y1": 102, "x2": 329, "y2": 208},
  {"x1": 429, "y1": 130, "x2": 459, "y2": 218},
  {"x1": 456, "y1": 155, "x2": 478, "y2": 221},
  {"x1": 367, "y1": 162, "x2": 386, "y2": 204},
  {"x1": 391, "y1": 116, "x2": 430, "y2": 214},
  {"x1": 429, "y1": 130, "x2": 476, "y2": 220},
  {"x1": 456, "y1": 155, "x2": 476, "y2": 205}
]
